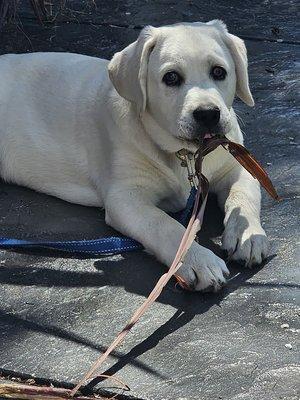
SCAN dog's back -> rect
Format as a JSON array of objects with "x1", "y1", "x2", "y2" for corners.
[{"x1": 0, "y1": 52, "x2": 110, "y2": 206}]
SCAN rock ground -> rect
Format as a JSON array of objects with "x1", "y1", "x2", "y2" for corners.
[{"x1": 0, "y1": 1, "x2": 299, "y2": 399}]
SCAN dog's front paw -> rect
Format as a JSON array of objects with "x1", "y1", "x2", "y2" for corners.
[
  {"x1": 222, "y1": 212, "x2": 269, "y2": 267},
  {"x1": 177, "y1": 245, "x2": 229, "y2": 292}
]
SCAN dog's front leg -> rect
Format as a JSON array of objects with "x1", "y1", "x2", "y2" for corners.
[
  {"x1": 105, "y1": 188, "x2": 229, "y2": 291},
  {"x1": 214, "y1": 163, "x2": 269, "y2": 267}
]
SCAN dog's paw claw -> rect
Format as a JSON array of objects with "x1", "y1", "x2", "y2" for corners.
[
  {"x1": 222, "y1": 219, "x2": 269, "y2": 268},
  {"x1": 177, "y1": 246, "x2": 229, "y2": 292}
]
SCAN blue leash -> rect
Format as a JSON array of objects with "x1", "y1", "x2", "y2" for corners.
[
  {"x1": 0, "y1": 236, "x2": 143, "y2": 255},
  {"x1": 0, "y1": 187, "x2": 197, "y2": 256}
]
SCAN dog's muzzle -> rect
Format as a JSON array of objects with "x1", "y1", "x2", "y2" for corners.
[{"x1": 191, "y1": 107, "x2": 225, "y2": 140}]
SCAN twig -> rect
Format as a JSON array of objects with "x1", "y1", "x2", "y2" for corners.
[{"x1": 0, "y1": 382, "x2": 102, "y2": 399}]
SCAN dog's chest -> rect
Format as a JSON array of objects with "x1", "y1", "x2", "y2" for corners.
[
  {"x1": 158, "y1": 155, "x2": 195, "y2": 213},
  {"x1": 159, "y1": 146, "x2": 229, "y2": 213}
]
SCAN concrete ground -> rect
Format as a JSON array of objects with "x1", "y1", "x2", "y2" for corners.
[{"x1": 0, "y1": 1, "x2": 299, "y2": 399}]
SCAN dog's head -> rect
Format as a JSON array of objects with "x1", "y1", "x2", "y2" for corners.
[{"x1": 108, "y1": 20, "x2": 254, "y2": 151}]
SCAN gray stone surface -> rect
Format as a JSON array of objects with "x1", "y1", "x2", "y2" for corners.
[{"x1": 0, "y1": 1, "x2": 299, "y2": 399}]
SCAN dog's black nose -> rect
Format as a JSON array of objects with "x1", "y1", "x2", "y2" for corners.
[{"x1": 193, "y1": 107, "x2": 220, "y2": 129}]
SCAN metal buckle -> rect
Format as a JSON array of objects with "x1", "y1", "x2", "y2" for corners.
[{"x1": 175, "y1": 149, "x2": 198, "y2": 188}]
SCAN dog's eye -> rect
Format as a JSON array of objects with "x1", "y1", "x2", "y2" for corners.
[
  {"x1": 162, "y1": 71, "x2": 183, "y2": 87},
  {"x1": 211, "y1": 66, "x2": 227, "y2": 80}
]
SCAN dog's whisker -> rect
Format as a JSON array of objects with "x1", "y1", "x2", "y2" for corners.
[{"x1": 235, "y1": 111, "x2": 246, "y2": 127}]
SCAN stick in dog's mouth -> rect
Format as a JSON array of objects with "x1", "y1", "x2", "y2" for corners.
[
  {"x1": 196, "y1": 136, "x2": 280, "y2": 200},
  {"x1": 70, "y1": 138, "x2": 279, "y2": 397}
]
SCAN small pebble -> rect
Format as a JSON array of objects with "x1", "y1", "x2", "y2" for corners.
[
  {"x1": 25, "y1": 378, "x2": 35, "y2": 385},
  {"x1": 266, "y1": 162, "x2": 272, "y2": 166},
  {"x1": 285, "y1": 343, "x2": 293, "y2": 350},
  {"x1": 281, "y1": 323, "x2": 289, "y2": 329},
  {"x1": 125, "y1": 12, "x2": 131, "y2": 15}
]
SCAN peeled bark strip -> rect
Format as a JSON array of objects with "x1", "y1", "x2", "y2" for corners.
[
  {"x1": 196, "y1": 137, "x2": 279, "y2": 200},
  {"x1": 225, "y1": 141, "x2": 279, "y2": 200},
  {"x1": 70, "y1": 137, "x2": 279, "y2": 396}
]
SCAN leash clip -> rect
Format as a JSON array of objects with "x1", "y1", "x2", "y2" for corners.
[{"x1": 176, "y1": 149, "x2": 198, "y2": 188}]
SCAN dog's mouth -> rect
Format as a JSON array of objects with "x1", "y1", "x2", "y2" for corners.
[
  {"x1": 203, "y1": 132, "x2": 223, "y2": 147},
  {"x1": 181, "y1": 132, "x2": 222, "y2": 148}
]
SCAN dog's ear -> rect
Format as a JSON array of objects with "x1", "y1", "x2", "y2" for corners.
[
  {"x1": 108, "y1": 26, "x2": 157, "y2": 116},
  {"x1": 207, "y1": 20, "x2": 254, "y2": 107},
  {"x1": 225, "y1": 33, "x2": 254, "y2": 106}
]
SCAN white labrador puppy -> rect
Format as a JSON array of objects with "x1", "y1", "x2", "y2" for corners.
[{"x1": 0, "y1": 20, "x2": 268, "y2": 291}]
